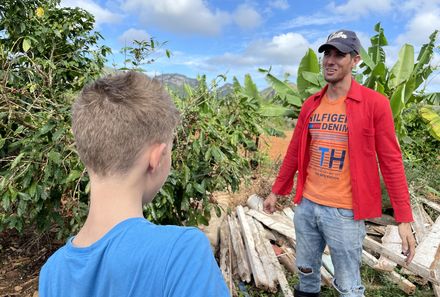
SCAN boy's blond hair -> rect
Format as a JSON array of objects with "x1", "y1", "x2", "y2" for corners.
[{"x1": 72, "y1": 71, "x2": 180, "y2": 176}]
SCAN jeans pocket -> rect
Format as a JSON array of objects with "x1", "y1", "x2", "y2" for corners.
[{"x1": 335, "y1": 208, "x2": 354, "y2": 219}]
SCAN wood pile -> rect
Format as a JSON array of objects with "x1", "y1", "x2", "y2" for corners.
[{"x1": 215, "y1": 194, "x2": 440, "y2": 296}]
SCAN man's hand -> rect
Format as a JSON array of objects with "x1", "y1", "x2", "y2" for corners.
[
  {"x1": 398, "y1": 222, "x2": 416, "y2": 264},
  {"x1": 263, "y1": 193, "x2": 277, "y2": 214}
]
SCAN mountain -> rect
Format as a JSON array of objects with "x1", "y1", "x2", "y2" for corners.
[{"x1": 154, "y1": 73, "x2": 198, "y2": 96}]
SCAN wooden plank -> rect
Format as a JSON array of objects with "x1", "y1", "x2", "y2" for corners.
[
  {"x1": 219, "y1": 219, "x2": 233, "y2": 296},
  {"x1": 254, "y1": 220, "x2": 294, "y2": 297},
  {"x1": 236, "y1": 205, "x2": 269, "y2": 289},
  {"x1": 228, "y1": 214, "x2": 251, "y2": 282},
  {"x1": 366, "y1": 224, "x2": 386, "y2": 236},
  {"x1": 283, "y1": 207, "x2": 295, "y2": 222},
  {"x1": 366, "y1": 214, "x2": 397, "y2": 226},
  {"x1": 433, "y1": 262, "x2": 440, "y2": 297},
  {"x1": 247, "y1": 216, "x2": 278, "y2": 292},
  {"x1": 412, "y1": 217, "x2": 440, "y2": 269},
  {"x1": 276, "y1": 245, "x2": 297, "y2": 274},
  {"x1": 363, "y1": 236, "x2": 439, "y2": 285},
  {"x1": 320, "y1": 266, "x2": 333, "y2": 287},
  {"x1": 377, "y1": 226, "x2": 401, "y2": 271},
  {"x1": 322, "y1": 253, "x2": 334, "y2": 276},
  {"x1": 247, "y1": 194, "x2": 264, "y2": 211},
  {"x1": 362, "y1": 250, "x2": 416, "y2": 295},
  {"x1": 412, "y1": 202, "x2": 433, "y2": 244},
  {"x1": 247, "y1": 209, "x2": 296, "y2": 243},
  {"x1": 418, "y1": 197, "x2": 440, "y2": 214}
]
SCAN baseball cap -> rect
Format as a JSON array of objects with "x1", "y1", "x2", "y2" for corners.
[{"x1": 318, "y1": 30, "x2": 361, "y2": 54}]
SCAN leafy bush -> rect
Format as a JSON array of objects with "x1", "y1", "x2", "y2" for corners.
[
  {"x1": 0, "y1": 0, "x2": 109, "y2": 235},
  {"x1": 147, "y1": 75, "x2": 284, "y2": 225}
]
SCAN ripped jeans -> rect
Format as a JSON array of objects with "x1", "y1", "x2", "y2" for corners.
[{"x1": 294, "y1": 197, "x2": 366, "y2": 297}]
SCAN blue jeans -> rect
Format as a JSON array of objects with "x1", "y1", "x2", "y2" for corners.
[{"x1": 294, "y1": 198, "x2": 366, "y2": 297}]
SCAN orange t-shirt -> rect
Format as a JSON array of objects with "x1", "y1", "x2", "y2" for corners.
[{"x1": 303, "y1": 94, "x2": 352, "y2": 209}]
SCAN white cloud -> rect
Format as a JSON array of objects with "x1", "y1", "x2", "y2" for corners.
[
  {"x1": 208, "y1": 32, "x2": 311, "y2": 67},
  {"x1": 121, "y1": 0, "x2": 230, "y2": 36},
  {"x1": 233, "y1": 4, "x2": 262, "y2": 30},
  {"x1": 118, "y1": 28, "x2": 149, "y2": 44},
  {"x1": 396, "y1": 9, "x2": 440, "y2": 45},
  {"x1": 60, "y1": 0, "x2": 122, "y2": 26},
  {"x1": 269, "y1": 0, "x2": 289, "y2": 10},
  {"x1": 282, "y1": 0, "x2": 393, "y2": 29},
  {"x1": 326, "y1": 0, "x2": 393, "y2": 18}
]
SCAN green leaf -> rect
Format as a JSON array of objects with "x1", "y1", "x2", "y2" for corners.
[
  {"x1": 389, "y1": 44, "x2": 414, "y2": 89},
  {"x1": 390, "y1": 84, "x2": 405, "y2": 118},
  {"x1": 48, "y1": 151, "x2": 62, "y2": 164},
  {"x1": 360, "y1": 47, "x2": 375, "y2": 71},
  {"x1": 258, "y1": 104, "x2": 290, "y2": 117},
  {"x1": 420, "y1": 105, "x2": 440, "y2": 140},
  {"x1": 11, "y1": 153, "x2": 24, "y2": 169},
  {"x1": 22, "y1": 38, "x2": 31, "y2": 52},
  {"x1": 244, "y1": 74, "x2": 259, "y2": 100},
  {"x1": 297, "y1": 49, "x2": 320, "y2": 97},
  {"x1": 301, "y1": 71, "x2": 321, "y2": 86},
  {"x1": 66, "y1": 170, "x2": 82, "y2": 183}
]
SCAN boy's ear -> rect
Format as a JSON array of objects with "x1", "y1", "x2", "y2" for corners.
[{"x1": 146, "y1": 143, "x2": 167, "y2": 172}]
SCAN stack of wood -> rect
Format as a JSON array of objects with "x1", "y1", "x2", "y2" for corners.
[{"x1": 215, "y1": 194, "x2": 440, "y2": 296}]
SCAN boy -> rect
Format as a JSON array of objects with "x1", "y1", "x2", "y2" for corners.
[{"x1": 39, "y1": 72, "x2": 230, "y2": 297}]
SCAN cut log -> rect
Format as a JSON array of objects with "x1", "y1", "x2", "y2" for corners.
[
  {"x1": 219, "y1": 219, "x2": 233, "y2": 296},
  {"x1": 246, "y1": 209, "x2": 296, "y2": 247},
  {"x1": 412, "y1": 202, "x2": 433, "y2": 244},
  {"x1": 247, "y1": 216, "x2": 278, "y2": 292},
  {"x1": 362, "y1": 250, "x2": 416, "y2": 295},
  {"x1": 363, "y1": 236, "x2": 439, "y2": 285},
  {"x1": 418, "y1": 197, "x2": 440, "y2": 214},
  {"x1": 228, "y1": 214, "x2": 251, "y2": 282},
  {"x1": 236, "y1": 205, "x2": 269, "y2": 289},
  {"x1": 254, "y1": 220, "x2": 294, "y2": 297},
  {"x1": 377, "y1": 226, "x2": 401, "y2": 271}
]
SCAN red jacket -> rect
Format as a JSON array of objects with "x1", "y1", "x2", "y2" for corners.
[{"x1": 272, "y1": 79, "x2": 413, "y2": 222}]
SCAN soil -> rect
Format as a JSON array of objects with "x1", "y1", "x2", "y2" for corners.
[{"x1": 0, "y1": 229, "x2": 63, "y2": 297}]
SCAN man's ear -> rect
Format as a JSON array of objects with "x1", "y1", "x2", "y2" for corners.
[
  {"x1": 146, "y1": 143, "x2": 167, "y2": 173},
  {"x1": 352, "y1": 54, "x2": 361, "y2": 67}
]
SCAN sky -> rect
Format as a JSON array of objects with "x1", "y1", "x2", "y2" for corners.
[{"x1": 60, "y1": 0, "x2": 440, "y2": 91}]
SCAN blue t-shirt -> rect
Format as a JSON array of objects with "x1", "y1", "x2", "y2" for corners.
[{"x1": 39, "y1": 218, "x2": 229, "y2": 297}]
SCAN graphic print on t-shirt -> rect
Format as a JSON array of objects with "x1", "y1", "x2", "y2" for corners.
[
  {"x1": 303, "y1": 94, "x2": 353, "y2": 209},
  {"x1": 308, "y1": 112, "x2": 347, "y2": 176}
]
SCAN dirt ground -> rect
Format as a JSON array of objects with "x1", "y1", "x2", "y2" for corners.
[{"x1": 0, "y1": 132, "x2": 292, "y2": 296}]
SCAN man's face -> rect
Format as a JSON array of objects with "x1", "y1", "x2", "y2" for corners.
[{"x1": 322, "y1": 47, "x2": 358, "y2": 84}]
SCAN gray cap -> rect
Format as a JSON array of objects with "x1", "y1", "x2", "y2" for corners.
[{"x1": 318, "y1": 30, "x2": 361, "y2": 54}]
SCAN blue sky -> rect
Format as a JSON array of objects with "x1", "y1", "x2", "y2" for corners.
[{"x1": 61, "y1": 0, "x2": 440, "y2": 91}]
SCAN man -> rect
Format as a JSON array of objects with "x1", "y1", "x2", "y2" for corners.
[{"x1": 263, "y1": 30, "x2": 415, "y2": 297}]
